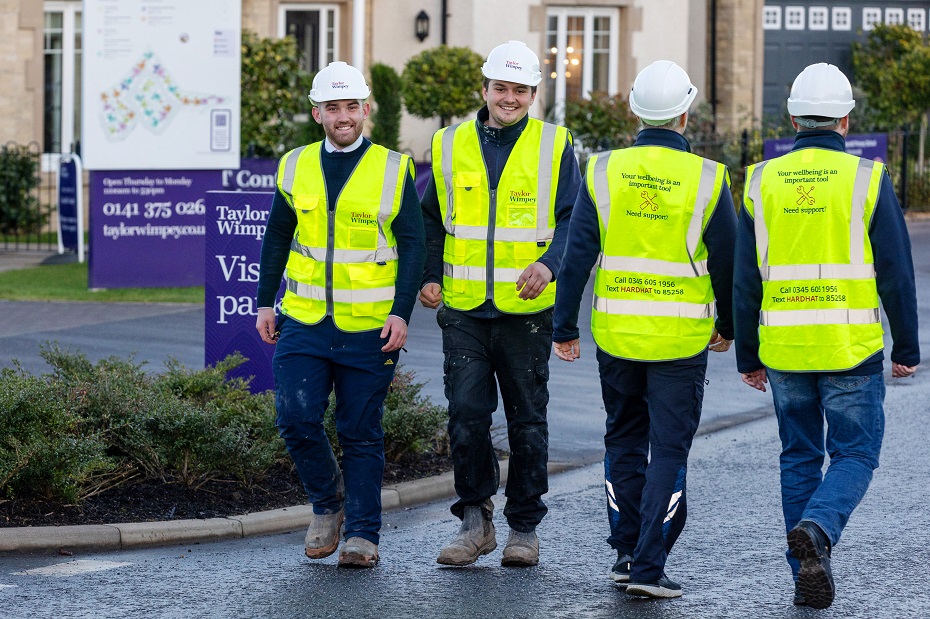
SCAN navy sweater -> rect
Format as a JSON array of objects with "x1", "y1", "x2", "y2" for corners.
[
  {"x1": 256, "y1": 138, "x2": 426, "y2": 324},
  {"x1": 420, "y1": 106, "x2": 582, "y2": 318},
  {"x1": 733, "y1": 130, "x2": 920, "y2": 374},
  {"x1": 553, "y1": 128, "x2": 737, "y2": 345}
]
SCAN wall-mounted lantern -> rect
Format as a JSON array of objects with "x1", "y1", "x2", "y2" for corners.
[{"x1": 415, "y1": 10, "x2": 430, "y2": 42}]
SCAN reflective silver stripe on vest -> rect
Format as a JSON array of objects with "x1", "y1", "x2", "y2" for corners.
[
  {"x1": 687, "y1": 159, "x2": 720, "y2": 272},
  {"x1": 281, "y1": 145, "x2": 308, "y2": 196},
  {"x1": 287, "y1": 277, "x2": 395, "y2": 303},
  {"x1": 443, "y1": 263, "x2": 524, "y2": 283},
  {"x1": 450, "y1": 225, "x2": 540, "y2": 243},
  {"x1": 762, "y1": 263, "x2": 875, "y2": 281},
  {"x1": 592, "y1": 152, "x2": 612, "y2": 230},
  {"x1": 760, "y1": 307, "x2": 880, "y2": 327},
  {"x1": 594, "y1": 296, "x2": 716, "y2": 319},
  {"x1": 747, "y1": 162, "x2": 769, "y2": 269},
  {"x1": 290, "y1": 240, "x2": 399, "y2": 264},
  {"x1": 441, "y1": 124, "x2": 460, "y2": 234},
  {"x1": 598, "y1": 255, "x2": 709, "y2": 278},
  {"x1": 535, "y1": 123, "x2": 558, "y2": 242},
  {"x1": 377, "y1": 151, "x2": 404, "y2": 251},
  {"x1": 850, "y1": 158, "x2": 874, "y2": 265}
]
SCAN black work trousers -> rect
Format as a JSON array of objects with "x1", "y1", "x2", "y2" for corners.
[{"x1": 438, "y1": 306, "x2": 552, "y2": 532}]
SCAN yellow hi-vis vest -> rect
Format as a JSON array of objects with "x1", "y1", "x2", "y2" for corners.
[
  {"x1": 743, "y1": 148, "x2": 885, "y2": 371},
  {"x1": 276, "y1": 141, "x2": 412, "y2": 332},
  {"x1": 431, "y1": 118, "x2": 568, "y2": 313},
  {"x1": 587, "y1": 146, "x2": 727, "y2": 361}
]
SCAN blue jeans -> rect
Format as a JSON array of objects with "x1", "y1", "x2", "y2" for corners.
[
  {"x1": 768, "y1": 369, "x2": 885, "y2": 577},
  {"x1": 438, "y1": 306, "x2": 552, "y2": 532},
  {"x1": 273, "y1": 316, "x2": 399, "y2": 545},
  {"x1": 598, "y1": 349, "x2": 707, "y2": 584}
]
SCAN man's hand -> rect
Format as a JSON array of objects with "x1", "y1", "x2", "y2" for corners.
[
  {"x1": 554, "y1": 339, "x2": 581, "y2": 362},
  {"x1": 708, "y1": 330, "x2": 733, "y2": 353},
  {"x1": 741, "y1": 368, "x2": 768, "y2": 392},
  {"x1": 419, "y1": 283, "x2": 442, "y2": 309},
  {"x1": 256, "y1": 307, "x2": 278, "y2": 345},
  {"x1": 516, "y1": 262, "x2": 553, "y2": 300},
  {"x1": 380, "y1": 315, "x2": 408, "y2": 352},
  {"x1": 892, "y1": 362, "x2": 918, "y2": 378}
]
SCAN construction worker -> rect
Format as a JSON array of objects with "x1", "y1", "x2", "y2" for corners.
[
  {"x1": 255, "y1": 61, "x2": 425, "y2": 568},
  {"x1": 553, "y1": 60, "x2": 736, "y2": 599},
  {"x1": 419, "y1": 40, "x2": 581, "y2": 567},
  {"x1": 735, "y1": 63, "x2": 919, "y2": 609}
]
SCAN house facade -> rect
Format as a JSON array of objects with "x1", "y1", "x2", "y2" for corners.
[{"x1": 3, "y1": 0, "x2": 765, "y2": 164}]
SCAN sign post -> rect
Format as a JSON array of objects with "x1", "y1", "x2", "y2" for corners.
[{"x1": 56, "y1": 154, "x2": 85, "y2": 262}]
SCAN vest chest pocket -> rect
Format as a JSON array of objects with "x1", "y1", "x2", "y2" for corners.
[
  {"x1": 348, "y1": 226, "x2": 378, "y2": 249},
  {"x1": 453, "y1": 172, "x2": 483, "y2": 224},
  {"x1": 294, "y1": 194, "x2": 323, "y2": 240},
  {"x1": 506, "y1": 205, "x2": 537, "y2": 228}
]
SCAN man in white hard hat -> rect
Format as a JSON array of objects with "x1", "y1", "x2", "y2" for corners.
[
  {"x1": 553, "y1": 60, "x2": 736, "y2": 599},
  {"x1": 255, "y1": 61, "x2": 425, "y2": 568},
  {"x1": 418, "y1": 40, "x2": 581, "y2": 567},
  {"x1": 735, "y1": 62, "x2": 918, "y2": 609}
]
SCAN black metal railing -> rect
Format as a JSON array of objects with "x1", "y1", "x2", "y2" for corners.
[{"x1": 0, "y1": 141, "x2": 57, "y2": 252}]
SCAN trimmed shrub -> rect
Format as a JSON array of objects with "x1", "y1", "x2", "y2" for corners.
[
  {"x1": 370, "y1": 63, "x2": 404, "y2": 151},
  {"x1": 402, "y1": 46, "x2": 485, "y2": 125}
]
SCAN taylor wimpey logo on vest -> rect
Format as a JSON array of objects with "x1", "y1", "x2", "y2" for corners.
[
  {"x1": 509, "y1": 190, "x2": 535, "y2": 204},
  {"x1": 331, "y1": 81, "x2": 349, "y2": 89},
  {"x1": 505, "y1": 60, "x2": 522, "y2": 72}
]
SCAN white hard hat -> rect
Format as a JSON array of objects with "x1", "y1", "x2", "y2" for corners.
[
  {"x1": 628, "y1": 60, "x2": 697, "y2": 125},
  {"x1": 482, "y1": 40, "x2": 542, "y2": 87},
  {"x1": 308, "y1": 61, "x2": 371, "y2": 105},
  {"x1": 787, "y1": 63, "x2": 855, "y2": 122}
]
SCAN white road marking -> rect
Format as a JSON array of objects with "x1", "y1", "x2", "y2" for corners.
[
  {"x1": 13, "y1": 560, "x2": 131, "y2": 577},
  {"x1": 0, "y1": 584, "x2": 17, "y2": 589}
]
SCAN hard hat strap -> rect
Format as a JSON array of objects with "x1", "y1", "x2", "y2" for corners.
[{"x1": 794, "y1": 116, "x2": 840, "y2": 129}]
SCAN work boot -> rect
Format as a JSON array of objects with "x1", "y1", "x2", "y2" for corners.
[
  {"x1": 626, "y1": 574, "x2": 683, "y2": 599},
  {"x1": 304, "y1": 508, "x2": 344, "y2": 559},
  {"x1": 788, "y1": 520, "x2": 834, "y2": 609},
  {"x1": 338, "y1": 537, "x2": 379, "y2": 568},
  {"x1": 501, "y1": 529, "x2": 539, "y2": 567},
  {"x1": 436, "y1": 503, "x2": 496, "y2": 566}
]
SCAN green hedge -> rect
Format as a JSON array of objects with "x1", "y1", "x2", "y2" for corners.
[{"x1": 0, "y1": 345, "x2": 449, "y2": 503}]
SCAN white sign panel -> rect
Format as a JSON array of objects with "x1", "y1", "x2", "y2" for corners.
[{"x1": 82, "y1": 0, "x2": 241, "y2": 170}]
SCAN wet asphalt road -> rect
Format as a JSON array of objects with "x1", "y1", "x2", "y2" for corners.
[{"x1": 1, "y1": 374, "x2": 927, "y2": 618}]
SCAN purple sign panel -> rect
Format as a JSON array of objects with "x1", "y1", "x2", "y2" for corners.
[
  {"x1": 762, "y1": 133, "x2": 888, "y2": 162},
  {"x1": 88, "y1": 158, "x2": 278, "y2": 288},
  {"x1": 204, "y1": 190, "x2": 281, "y2": 393}
]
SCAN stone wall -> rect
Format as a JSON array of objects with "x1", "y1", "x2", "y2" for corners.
[
  {"x1": 0, "y1": 0, "x2": 42, "y2": 145},
  {"x1": 713, "y1": 0, "x2": 764, "y2": 132}
]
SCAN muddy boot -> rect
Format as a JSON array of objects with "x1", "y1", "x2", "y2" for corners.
[
  {"x1": 436, "y1": 503, "x2": 496, "y2": 566},
  {"x1": 501, "y1": 529, "x2": 539, "y2": 567},
  {"x1": 338, "y1": 537, "x2": 379, "y2": 568},
  {"x1": 304, "y1": 508, "x2": 344, "y2": 559}
]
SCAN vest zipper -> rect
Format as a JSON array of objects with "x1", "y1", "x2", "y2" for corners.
[{"x1": 487, "y1": 187, "x2": 496, "y2": 300}]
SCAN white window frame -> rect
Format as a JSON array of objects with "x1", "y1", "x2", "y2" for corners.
[
  {"x1": 907, "y1": 8, "x2": 926, "y2": 31},
  {"x1": 42, "y1": 1, "x2": 81, "y2": 172},
  {"x1": 277, "y1": 3, "x2": 340, "y2": 73},
  {"x1": 785, "y1": 6, "x2": 805, "y2": 30},
  {"x1": 545, "y1": 6, "x2": 620, "y2": 125},
  {"x1": 809, "y1": 7, "x2": 829, "y2": 31},
  {"x1": 832, "y1": 7, "x2": 852, "y2": 31},
  {"x1": 885, "y1": 8, "x2": 905, "y2": 26},
  {"x1": 863, "y1": 7, "x2": 882, "y2": 30},
  {"x1": 763, "y1": 6, "x2": 782, "y2": 30}
]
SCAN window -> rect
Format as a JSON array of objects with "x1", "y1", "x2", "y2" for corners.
[
  {"x1": 278, "y1": 4, "x2": 339, "y2": 74},
  {"x1": 885, "y1": 8, "x2": 905, "y2": 26},
  {"x1": 832, "y1": 7, "x2": 852, "y2": 30},
  {"x1": 763, "y1": 6, "x2": 782, "y2": 29},
  {"x1": 785, "y1": 6, "x2": 805, "y2": 30},
  {"x1": 863, "y1": 7, "x2": 882, "y2": 30},
  {"x1": 544, "y1": 7, "x2": 619, "y2": 125},
  {"x1": 809, "y1": 7, "x2": 828, "y2": 30},
  {"x1": 43, "y1": 1, "x2": 82, "y2": 166},
  {"x1": 908, "y1": 8, "x2": 926, "y2": 31}
]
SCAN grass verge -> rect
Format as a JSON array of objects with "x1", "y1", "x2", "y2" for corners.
[{"x1": 0, "y1": 262, "x2": 203, "y2": 303}]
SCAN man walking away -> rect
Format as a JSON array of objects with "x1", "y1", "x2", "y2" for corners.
[{"x1": 735, "y1": 63, "x2": 919, "y2": 609}]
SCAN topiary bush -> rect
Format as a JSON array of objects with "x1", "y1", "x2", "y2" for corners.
[
  {"x1": 370, "y1": 62, "x2": 404, "y2": 151},
  {"x1": 402, "y1": 46, "x2": 485, "y2": 126}
]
